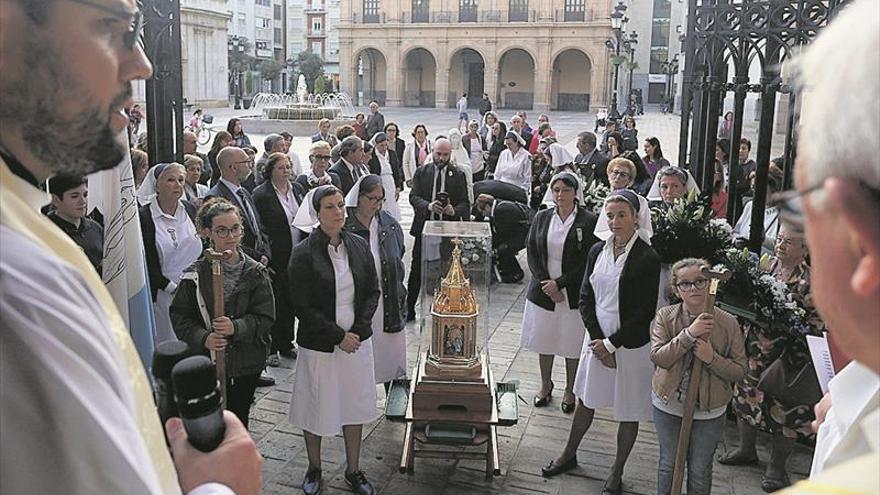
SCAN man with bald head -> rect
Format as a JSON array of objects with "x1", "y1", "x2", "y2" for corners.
[
  {"x1": 206, "y1": 147, "x2": 270, "y2": 264},
  {"x1": 405, "y1": 137, "x2": 471, "y2": 320},
  {"x1": 183, "y1": 130, "x2": 211, "y2": 184},
  {"x1": 0, "y1": 0, "x2": 262, "y2": 492}
]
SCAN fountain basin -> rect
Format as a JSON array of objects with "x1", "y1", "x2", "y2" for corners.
[{"x1": 238, "y1": 116, "x2": 353, "y2": 136}]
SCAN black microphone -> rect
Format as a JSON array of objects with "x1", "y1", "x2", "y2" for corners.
[
  {"x1": 172, "y1": 355, "x2": 226, "y2": 452},
  {"x1": 151, "y1": 340, "x2": 191, "y2": 427}
]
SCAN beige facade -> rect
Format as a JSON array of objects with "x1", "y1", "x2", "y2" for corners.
[{"x1": 338, "y1": 1, "x2": 614, "y2": 112}]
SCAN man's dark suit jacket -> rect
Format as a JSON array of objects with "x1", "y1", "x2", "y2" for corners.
[
  {"x1": 310, "y1": 132, "x2": 338, "y2": 147},
  {"x1": 575, "y1": 148, "x2": 610, "y2": 186},
  {"x1": 408, "y1": 162, "x2": 470, "y2": 237},
  {"x1": 328, "y1": 159, "x2": 361, "y2": 195},
  {"x1": 205, "y1": 180, "x2": 271, "y2": 262}
]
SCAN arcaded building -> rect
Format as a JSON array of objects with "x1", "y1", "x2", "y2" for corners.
[{"x1": 338, "y1": 1, "x2": 615, "y2": 112}]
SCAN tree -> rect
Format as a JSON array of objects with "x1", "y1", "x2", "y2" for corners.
[
  {"x1": 289, "y1": 51, "x2": 325, "y2": 92},
  {"x1": 258, "y1": 59, "x2": 283, "y2": 83},
  {"x1": 228, "y1": 36, "x2": 256, "y2": 73},
  {"x1": 313, "y1": 75, "x2": 328, "y2": 94}
]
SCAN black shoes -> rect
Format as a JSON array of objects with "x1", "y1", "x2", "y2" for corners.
[
  {"x1": 344, "y1": 469, "x2": 374, "y2": 495},
  {"x1": 279, "y1": 348, "x2": 298, "y2": 359},
  {"x1": 533, "y1": 382, "x2": 554, "y2": 408},
  {"x1": 256, "y1": 373, "x2": 275, "y2": 387},
  {"x1": 302, "y1": 467, "x2": 321, "y2": 495},
  {"x1": 541, "y1": 456, "x2": 577, "y2": 478},
  {"x1": 561, "y1": 400, "x2": 575, "y2": 414}
]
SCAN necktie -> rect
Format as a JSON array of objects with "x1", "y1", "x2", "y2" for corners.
[{"x1": 236, "y1": 189, "x2": 257, "y2": 231}]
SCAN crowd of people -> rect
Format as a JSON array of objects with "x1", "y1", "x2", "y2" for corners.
[{"x1": 1, "y1": 0, "x2": 878, "y2": 494}]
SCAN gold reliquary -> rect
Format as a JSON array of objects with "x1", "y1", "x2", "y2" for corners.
[{"x1": 426, "y1": 239, "x2": 482, "y2": 378}]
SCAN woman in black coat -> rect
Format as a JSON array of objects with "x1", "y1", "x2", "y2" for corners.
[
  {"x1": 344, "y1": 175, "x2": 407, "y2": 391},
  {"x1": 171, "y1": 197, "x2": 275, "y2": 429},
  {"x1": 383, "y1": 122, "x2": 407, "y2": 169},
  {"x1": 543, "y1": 190, "x2": 660, "y2": 495},
  {"x1": 287, "y1": 185, "x2": 380, "y2": 495},
  {"x1": 521, "y1": 173, "x2": 599, "y2": 414},
  {"x1": 252, "y1": 152, "x2": 307, "y2": 362}
]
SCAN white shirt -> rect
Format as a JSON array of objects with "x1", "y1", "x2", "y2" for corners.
[
  {"x1": 732, "y1": 201, "x2": 779, "y2": 253},
  {"x1": 591, "y1": 233, "x2": 639, "y2": 354},
  {"x1": 273, "y1": 183, "x2": 301, "y2": 246},
  {"x1": 494, "y1": 147, "x2": 532, "y2": 193},
  {"x1": 150, "y1": 200, "x2": 202, "y2": 294},
  {"x1": 811, "y1": 362, "x2": 880, "y2": 475},
  {"x1": 457, "y1": 98, "x2": 468, "y2": 113}
]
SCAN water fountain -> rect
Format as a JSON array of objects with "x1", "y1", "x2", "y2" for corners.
[{"x1": 239, "y1": 75, "x2": 357, "y2": 134}]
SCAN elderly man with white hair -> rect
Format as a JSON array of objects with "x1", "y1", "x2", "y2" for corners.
[
  {"x1": 775, "y1": 0, "x2": 880, "y2": 492},
  {"x1": 405, "y1": 138, "x2": 471, "y2": 321}
]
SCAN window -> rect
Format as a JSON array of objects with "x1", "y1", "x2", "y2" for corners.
[
  {"x1": 238, "y1": 17, "x2": 246, "y2": 29},
  {"x1": 255, "y1": 0, "x2": 270, "y2": 6},
  {"x1": 412, "y1": 0, "x2": 429, "y2": 22},
  {"x1": 274, "y1": 28, "x2": 282, "y2": 43},
  {"x1": 508, "y1": 0, "x2": 528, "y2": 21},
  {"x1": 564, "y1": 0, "x2": 585, "y2": 21},
  {"x1": 363, "y1": 0, "x2": 380, "y2": 23},
  {"x1": 310, "y1": 41, "x2": 323, "y2": 55},
  {"x1": 255, "y1": 41, "x2": 269, "y2": 50},
  {"x1": 459, "y1": 0, "x2": 477, "y2": 22},
  {"x1": 651, "y1": 18, "x2": 670, "y2": 48},
  {"x1": 653, "y1": 0, "x2": 671, "y2": 20},
  {"x1": 257, "y1": 17, "x2": 271, "y2": 28},
  {"x1": 649, "y1": 46, "x2": 669, "y2": 73},
  {"x1": 274, "y1": 5, "x2": 282, "y2": 19}
]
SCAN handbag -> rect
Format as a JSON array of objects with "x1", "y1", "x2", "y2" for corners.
[{"x1": 757, "y1": 351, "x2": 822, "y2": 408}]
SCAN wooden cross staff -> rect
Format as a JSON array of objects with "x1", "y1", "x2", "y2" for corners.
[
  {"x1": 670, "y1": 266, "x2": 731, "y2": 495},
  {"x1": 206, "y1": 248, "x2": 234, "y2": 409}
]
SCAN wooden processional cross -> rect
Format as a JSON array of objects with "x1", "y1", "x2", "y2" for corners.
[
  {"x1": 206, "y1": 248, "x2": 233, "y2": 409},
  {"x1": 670, "y1": 266, "x2": 731, "y2": 495}
]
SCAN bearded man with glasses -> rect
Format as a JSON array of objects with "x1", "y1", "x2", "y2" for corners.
[{"x1": 0, "y1": 0, "x2": 262, "y2": 493}]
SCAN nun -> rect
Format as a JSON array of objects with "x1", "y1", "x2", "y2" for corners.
[
  {"x1": 646, "y1": 166, "x2": 701, "y2": 209},
  {"x1": 447, "y1": 128, "x2": 475, "y2": 204},
  {"x1": 344, "y1": 175, "x2": 408, "y2": 390},
  {"x1": 521, "y1": 172, "x2": 600, "y2": 413},
  {"x1": 494, "y1": 130, "x2": 532, "y2": 194},
  {"x1": 543, "y1": 190, "x2": 660, "y2": 495},
  {"x1": 287, "y1": 185, "x2": 381, "y2": 495},
  {"x1": 137, "y1": 163, "x2": 203, "y2": 343},
  {"x1": 367, "y1": 132, "x2": 403, "y2": 221}
]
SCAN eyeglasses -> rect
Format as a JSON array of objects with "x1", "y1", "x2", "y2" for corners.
[
  {"x1": 610, "y1": 170, "x2": 632, "y2": 179},
  {"x1": 312, "y1": 155, "x2": 332, "y2": 161},
  {"x1": 213, "y1": 225, "x2": 244, "y2": 238},
  {"x1": 676, "y1": 279, "x2": 709, "y2": 292},
  {"x1": 363, "y1": 194, "x2": 385, "y2": 204},
  {"x1": 64, "y1": 0, "x2": 144, "y2": 51}
]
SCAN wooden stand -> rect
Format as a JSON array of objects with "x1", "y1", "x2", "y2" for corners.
[{"x1": 400, "y1": 351, "x2": 500, "y2": 480}]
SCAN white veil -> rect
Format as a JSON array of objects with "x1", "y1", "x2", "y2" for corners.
[{"x1": 593, "y1": 190, "x2": 654, "y2": 244}]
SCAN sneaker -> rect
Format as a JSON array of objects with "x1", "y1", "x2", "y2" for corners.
[{"x1": 343, "y1": 469, "x2": 374, "y2": 495}]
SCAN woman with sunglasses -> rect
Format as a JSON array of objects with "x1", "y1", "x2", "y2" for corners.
[
  {"x1": 344, "y1": 175, "x2": 407, "y2": 393},
  {"x1": 296, "y1": 141, "x2": 342, "y2": 192},
  {"x1": 171, "y1": 197, "x2": 275, "y2": 428},
  {"x1": 651, "y1": 258, "x2": 746, "y2": 495}
]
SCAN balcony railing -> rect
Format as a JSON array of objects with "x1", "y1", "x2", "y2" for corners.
[
  {"x1": 555, "y1": 8, "x2": 594, "y2": 22},
  {"x1": 347, "y1": 9, "x2": 584, "y2": 24}
]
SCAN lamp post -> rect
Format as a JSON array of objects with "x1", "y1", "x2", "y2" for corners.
[
  {"x1": 228, "y1": 35, "x2": 244, "y2": 110},
  {"x1": 661, "y1": 54, "x2": 680, "y2": 114},
  {"x1": 625, "y1": 30, "x2": 638, "y2": 116},
  {"x1": 608, "y1": 1, "x2": 628, "y2": 120}
]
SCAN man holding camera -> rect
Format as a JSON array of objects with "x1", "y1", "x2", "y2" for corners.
[{"x1": 406, "y1": 138, "x2": 471, "y2": 321}]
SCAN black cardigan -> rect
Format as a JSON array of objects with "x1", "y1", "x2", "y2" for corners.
[
  {"x1": 579, "y1": 237, "x2": 660, "y2": 349},
  {"x1": 526, "y1": 207, "x2": 600, "y2": 310},
  {"x1": 287, "y1": 228, "x2": 380, "y2": 352},
  {"x1": 368, "y1": 149, "x2": 404, "y2": 190},
  {"x1": 251, "y1": 180, "x2": 306, "y2": 278},
  {"x1": 139, "y1": 200, "x2": 198, "y2": 301}
]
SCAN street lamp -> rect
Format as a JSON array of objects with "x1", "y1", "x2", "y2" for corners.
[
  {"x1": 608, "y1": 1, "x2": 628, "y2": 120},
  {"x1": 625, "y1": 31, "x2": 638, "y2": 115},
  {"x1": 228, "y1": 35, "x2": 244, "y2": 110},
  {"x1": 661, "y1": 54, "x2": 680, "y2": 113}
]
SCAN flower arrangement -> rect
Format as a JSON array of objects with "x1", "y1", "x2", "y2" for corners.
[
  {"x1": 457, "y1": 237, "x2": 490, "y2": 266},
  {"x1": 715, "y1": 248, "x2": 817, "y2": 338},
  {"x1": 582, "y1": 180, "x2": 609, "y2": 216},
  {"x1": 649, "y1": 188, "x2": 733, "y2": 265}
]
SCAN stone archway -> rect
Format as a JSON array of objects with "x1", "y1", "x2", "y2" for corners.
[
  {"x1": 355, "y1": 48, "x2": 387, "y2": 106},
  {"x1": 551, "y1": 49, "x2": 593, "y2": 111},
  {"x1": 497, "y1": 48, "x2": 535, "y2": 110},
  {"x1": 449, "y1": 48, "x2": 485, "y2": 109},
  {"x1": 403, "y1": 48, "x2": 437, "y2": 107}
]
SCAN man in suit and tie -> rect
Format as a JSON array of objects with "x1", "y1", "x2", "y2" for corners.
[
  {"x1": 474, "y1": 193, "x2": 530, "y2": 283},
  {"x1": 406, "y1": 138, "x2": 471, "y2": 321},
  {"x1": 206, "y1": 146, "x2": 271, "y2": 265},
  {"x1": 328, "y1": 135, "x2": 369, "y2": 195},
  {"x1": 310, "y1": 118, "x2": 339, "y2": 146},
  {"x1": 574, "y1": 131, "x2": 610, "y2": 186}
]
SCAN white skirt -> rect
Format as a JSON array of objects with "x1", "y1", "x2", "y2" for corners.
[
  {"x1": 520, "y1": 299, "x2": 585, "y2": 359},
  {"x1": 154, "y1": 290, "x2": 178, "y2": 344},
  {"x1": 289, "y1": 339, "x2": 379, "y2": 436},
  {"x1": 573, "y1": 340, "x2": 654, "y2": 422},
  {"x1": 372, "y1": 329, "x2": 407, "y2": 383}
]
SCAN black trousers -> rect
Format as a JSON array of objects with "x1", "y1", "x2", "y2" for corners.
[
  {"x1": 226, "y1": 373, "x2": 260, "y2": 429},
  {"x1": 406, "y1": 236, "x2": 422, "y2": 315},
  {"x1": 496, "y1": 248, "x2": 524, "y2": 281},
  {"x1": 472, "y1": 170, "x2": 486, "y2": 183},
  {"x1": 270, "y1": 277, "x2": 295, "y2": 353}
]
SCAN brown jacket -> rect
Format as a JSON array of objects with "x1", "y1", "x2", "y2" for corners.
[{"x1": 650, "y1": 304, "x2": 747, "y2": 412}]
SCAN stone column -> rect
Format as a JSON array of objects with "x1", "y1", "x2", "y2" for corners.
[
  {"x1": 435, "y1": 41, "x2": 450, "y2": 108},
  {"x1": 533, "y1": 39, "x2": 552, "y2": 112},
  {"x1": 339, "y1": 40, "x2": 356, "y2": 97},
  {"x1": 483, "y1": 41, "x2": 499, "y2": 105},
  {"x1": 386, "y1": 40, "x2": 402, "y2": 107}
]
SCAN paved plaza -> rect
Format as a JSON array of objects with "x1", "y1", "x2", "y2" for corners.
[{"x1": 191, "y1": 107, "x2": 810, "y2": 494}]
